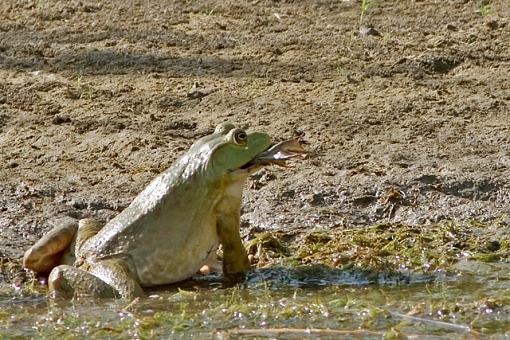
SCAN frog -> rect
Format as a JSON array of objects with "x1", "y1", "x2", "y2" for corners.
[{"x1": 23, "y1": 123, "x2": 306, "y2": 299}]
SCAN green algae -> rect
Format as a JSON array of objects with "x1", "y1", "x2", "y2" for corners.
[{"x1": 250, "y1": 218, "x2": 510, "y2": 277}]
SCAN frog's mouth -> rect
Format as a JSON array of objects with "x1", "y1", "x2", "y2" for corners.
[{"x1": 241, "y1": 138, "x2": 307, "y2": 172}]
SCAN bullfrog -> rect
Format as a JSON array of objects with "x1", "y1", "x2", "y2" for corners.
[{"x1": 23, "y1": 123, "x2": 305, "y2": 299}]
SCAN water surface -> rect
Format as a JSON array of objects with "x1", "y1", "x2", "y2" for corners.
[{"x1": 1, "y1": 262, "x2": 508, "y2": 338}]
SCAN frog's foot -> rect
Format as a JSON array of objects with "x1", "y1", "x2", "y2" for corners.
[
  {"x1": 23, "y1": 222, "x2": 79, "y2": 274},
  {"x1": 222, "y1": 250, "x2": 250, "y2": 277},
  {"x1": 49, "y1": 259, "x2": 145, "y2": 300}
]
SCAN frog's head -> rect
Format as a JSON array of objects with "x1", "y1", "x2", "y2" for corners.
[
  {"x1": 184, "y1": 122, "x2": 305, "y2": 184},
  {"x1": 195, "y1": 123, "x2": 271, "y2": 180}
]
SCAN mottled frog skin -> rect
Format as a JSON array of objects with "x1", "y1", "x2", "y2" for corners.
[{"x1": 24, "y1": 123, "x2": 277, "y2": 299}]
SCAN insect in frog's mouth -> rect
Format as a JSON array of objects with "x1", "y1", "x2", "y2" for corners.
[{"x1": 241, "y1": 138, "x2": 307, "y2": 170}]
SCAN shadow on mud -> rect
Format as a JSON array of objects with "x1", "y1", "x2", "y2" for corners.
[
  {"x1": 0, "y1": 25, "x2": 330, "y2": 78},
  {"x1": 0, "y1": 26, "x2": 459, "y2": 78},
  {"x1": 0, "y1": 46, "x2": 333, "y2": 81}
]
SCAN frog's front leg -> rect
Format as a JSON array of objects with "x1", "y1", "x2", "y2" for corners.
[
  {"x1": 216, "y1": 211, "x2": 251, "y2": 277},
  {"x1": 49, "y1": 259, "x2": 145, "y2": 299}
]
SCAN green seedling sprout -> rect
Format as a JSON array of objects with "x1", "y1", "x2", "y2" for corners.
[
  {"x1": 480, "y1": 3, "x2": 490, "y2": 16},
  {"x1": 360, "y1": 0, "x2": 372, "y2": 25}
]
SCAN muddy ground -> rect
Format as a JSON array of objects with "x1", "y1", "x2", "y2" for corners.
[{"x1": 0, "y1": 0, "x2": 509, "y2": 273}]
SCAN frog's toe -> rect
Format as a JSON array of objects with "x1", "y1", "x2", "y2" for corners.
[{"x1": 48, "y1": 265, "x2": 119, "y2": 299}]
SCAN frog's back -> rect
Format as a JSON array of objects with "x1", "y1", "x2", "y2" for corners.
[{"x1": 79, "y1": 163, "x2": 222, "y2": 286}]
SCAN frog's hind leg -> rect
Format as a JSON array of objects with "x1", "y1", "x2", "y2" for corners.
[
  {"x1": 74, "y1": 218, "x2": 103, "y2": 252},
  {"x1": 24, "y1": 218, "x2": 104, "y2": 275},
  {"x1": 49, "y1": 259, "x2": 145, "y2": 300},
  {"x1": 88, "y1": 259, "x2": 145, "y2": 299},
  {"x1": 23, "y1": 222, "x2": 78, "y2": 274},
  {"x1": 48, "y1": 265, "x2": 118, "y2": 299}
]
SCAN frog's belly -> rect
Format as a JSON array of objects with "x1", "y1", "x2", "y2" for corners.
[{"x1": 132, "y1": 226, "x2": 219, "y2": 287}]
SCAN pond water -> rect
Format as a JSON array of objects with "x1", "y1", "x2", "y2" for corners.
[{"x1": 1, "y1": 262, "x2": 509, "y2": 339}]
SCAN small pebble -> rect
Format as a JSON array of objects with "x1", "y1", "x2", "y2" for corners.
[
  {"x1": 359, "y1": 25, "x2": 381, "y2": 37},
  {"x1": 52, "y1": 114, "x2": 71, "y2": 125}
]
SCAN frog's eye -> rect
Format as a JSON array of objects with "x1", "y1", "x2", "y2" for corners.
[{"x1": 233, "y1": 130, "x2": 248, "y2": 145}]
